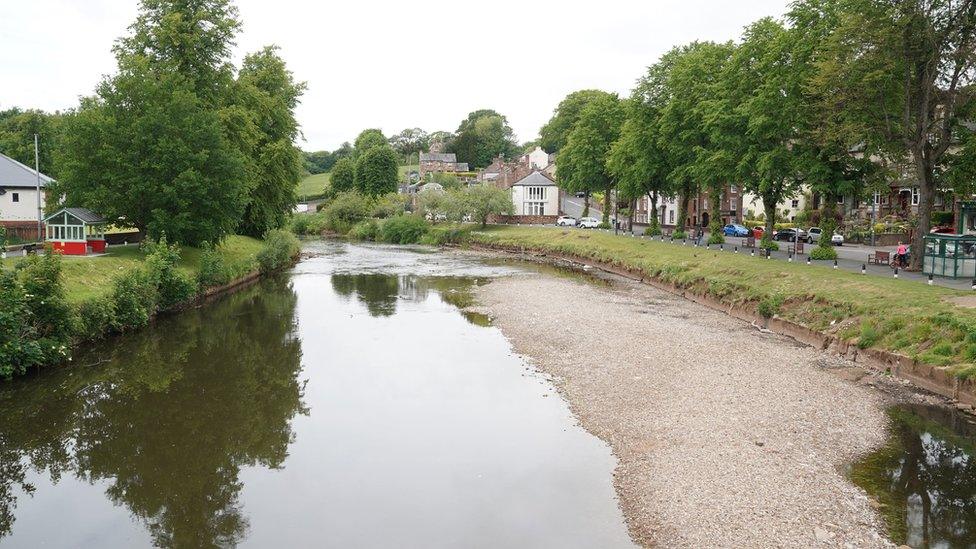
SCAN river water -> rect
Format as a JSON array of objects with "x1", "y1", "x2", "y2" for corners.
[{"x1": 0, "y1": 241, "x2": 633, "y2": 548}]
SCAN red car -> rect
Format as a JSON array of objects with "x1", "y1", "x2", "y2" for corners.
[
  {"x1": 751, "y1": 226, "x2": 765, "y2": 239},
  {"x1": 930, "y1": 225, "x2": 956, "y2": 234}
]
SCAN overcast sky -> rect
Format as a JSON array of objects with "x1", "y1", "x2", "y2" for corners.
[{"x1": 1, "y1": 0, "x2": 792, "y2": 152}]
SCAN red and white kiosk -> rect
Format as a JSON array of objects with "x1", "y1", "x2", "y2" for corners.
[{"x1": 44, "y1": 207, "x2": 108, "y2": 255}]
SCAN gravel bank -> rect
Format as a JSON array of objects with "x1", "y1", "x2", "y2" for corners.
[{"x1": 473, "y1": 270, "x2": 892, "y2": 548}]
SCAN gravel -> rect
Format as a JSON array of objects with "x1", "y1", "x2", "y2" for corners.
[{"x1": 473, "y1": 270, "x2": 893, "y2": 548}]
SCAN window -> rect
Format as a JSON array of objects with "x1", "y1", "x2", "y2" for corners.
[
  {"x1": 791, "y1": 199, "x2": 799, "y2": 208},
  {"x1": 669, "y1": 210, "x2": 675, "y2": 224},
  {"x1": 837, "y1": 195, "x2": 845, "y2": 205},
  {"x1": 730, "y1": 185, "x2": 738, "y2": 194},
  {"x1": 11, "y1": 192, "x2": 18, "y2": 203},
  {"x1": 873, "y1": 192, "x2": 880, "y2": 205},
  {"x1": 912, "y1": 187, "x2": 919, "y2": 205},
  {"x1": 523, "y1": 202, "x2": 545, "y2": 215},
  {"x1": 526, "y1": 186, "x2": 546, "y2": 200}
]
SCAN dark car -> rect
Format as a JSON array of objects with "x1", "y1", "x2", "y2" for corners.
[{"x1": 772, "y1": 228, "x2": 807, "y2": 242}]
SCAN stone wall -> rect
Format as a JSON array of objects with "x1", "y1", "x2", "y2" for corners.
[{"x1": 489, "y1": 214, "x2": 559, "y2": 225}]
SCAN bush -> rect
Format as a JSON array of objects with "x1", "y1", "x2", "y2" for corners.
[
  {"x1": 673, "y1": 230, "x2": 688, "y2": 240},
  {"x1": 111, "y1": 267, "x2": 159, "y2": 331},
  {"x1": 760, "y1": 236, "x2": 779, "y2": 251},
  {"x1": 646, "y1": 225, "x2": 662, "y2": 237},
  {"x1": 14, "y1": 252, "x2": 74, "y2": 351},
  {"x1": 198, "y1": 242, "x2": 231, "y2": 287},
  {"x1": 290, "y1": 212, "x2": 328, "y2": 235},
  {"x1": 757, "y1": 294, "x2": 784, "y2": 319},
  {"x1": 858, "y1": 322, "x2": 880, "y2": 349},
  {"x1": 143, "y1": 238, "x2": 197, "y2": 310},
  {"x1": 0, "y1": 272, "x2": 47, "y2": 378},
  {"x1": 932, "y1": 211, "x2": 954, "y2": 226},
  {"x1": 257, "y1": 230, "x2": 301, "y2": 273},
  {"x1": 707, "y1": 233, "x2": 725, "y2": 245},
  {"x1": 372, "y1": 193, "x2": 408, "y2": 219},
  {"x1": 421, "y1": 226, "x2": 471, "y2": 245},
  {"x1": 809, "y1": 245, "x2": 838, "y2": 260},
  {"x1": 348, "y1": 219, "x2": 379, "y2": 241},
  {"x1": 76, "y1": 297, "x2": 116, "y2": 340},
  {"x1": 321, "y1": 191, "x2": 371, "y2": 234},
  {"x1": 379, "y1": 215, "x2": 429, "y2": 244}
]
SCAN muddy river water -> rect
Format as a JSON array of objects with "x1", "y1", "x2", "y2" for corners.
[{"x1": 0, "y1": 241, "x2": 632, "y2": 548}]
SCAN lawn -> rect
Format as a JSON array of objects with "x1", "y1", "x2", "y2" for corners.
[
  {"x1": 468, "y1": 225, "x2": 976, "y2": 378},
  {"x1": 2, "y1": 235, "x2": 264, "y2": 304},
  {"x1": 297, "y1": 172, "x2": 330, "y2": 199}
]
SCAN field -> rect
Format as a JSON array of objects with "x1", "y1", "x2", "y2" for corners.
[
  {"x1": 468, "y1": 225, "x2": 976, "y2": 378},
  {"x1": 296, "y1": 164, "x2": 420, "y2": 201},
  {"x1": 2, "y1": 235, "x2": 264, "y2": 304}
]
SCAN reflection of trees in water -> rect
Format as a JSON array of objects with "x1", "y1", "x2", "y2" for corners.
[
  {"x1": 330, "y1": 274, "x2": 481, "y2": 317},
  {"x1": 852, "y1": 405, "x2": 976, "y2": 547},
  {"x1": 0, "y1": 277, "x2": 306, "y2": 547}
]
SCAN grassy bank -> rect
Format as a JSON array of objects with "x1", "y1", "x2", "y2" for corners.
[
  {"x1": 467, "y1": 225, "x2": 976, "y2": 379},
  {"x1": 297, "y1": 172, "x2": 331, "y2": 199}
]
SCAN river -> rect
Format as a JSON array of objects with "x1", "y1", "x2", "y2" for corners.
[{"x1": 0, "y1": 241, "x2": 633, "y2": 548}]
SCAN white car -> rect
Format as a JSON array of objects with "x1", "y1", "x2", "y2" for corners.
[
  {"x1": 577, "y1": 217, "x2": 600, "y2": 229},
  {"x1": 556, "y1": 215, "x2": 577, "y2": 227},
  {"x1": 831, "y1": 233, "x2": 844, "y2": 246}
]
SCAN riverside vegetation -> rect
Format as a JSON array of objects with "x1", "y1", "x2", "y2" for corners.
[{"x1": 0, "y1": 231, "x2": 299, "y2": 379}]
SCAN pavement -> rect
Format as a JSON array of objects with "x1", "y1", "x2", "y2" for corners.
[{"x1": 560, "y1": 195, "x2": 603, "y2": 220}]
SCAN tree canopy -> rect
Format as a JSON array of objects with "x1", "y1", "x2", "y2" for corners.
[
  {"x1": 539, "y1": 90, "x2": 614, "y2": 154},
  {"x1": 558, "y1": 93, "x2": 626, "y2": 222},
  {"x1": 354, "y1": 146, "x2": 398, "y2": 196},
  {"x1": 446, "y1": 109, "x2": 519, "y2": 168}
]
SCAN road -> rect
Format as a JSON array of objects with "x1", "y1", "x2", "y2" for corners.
[{"x1": 560, "y1": 194, "x2": 603, "y2": 220}]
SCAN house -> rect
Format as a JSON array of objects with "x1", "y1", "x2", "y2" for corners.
[
  {"x1": 43, "y1": 207, "x2": 108, "y2": 255},
  {"x1": 0, "y1": 151, "x2": 51, "y2": 241},
  {"x1": 478, "y1": 155, "x2": 533, "y2": 188},
  {"x1": 520, "y1": 146, "x2": 550, "y2": 170},
  {"x1": 493, "y1": 170, "x2": 561, "y2": 224},
  {"x1": 633, "y1": 184, "x2": 744, "y2": 229},
  {"x1": 742, "y1": 187, "x2": 811, "y2": 222},
  {"x1": 418, "y1": 141, "x2": 470, "y2": 179}
]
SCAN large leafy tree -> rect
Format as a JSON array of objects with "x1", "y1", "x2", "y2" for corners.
[
  {"x1": 0, "y1": 109, "x2": 64, "y2": 178},
  {"x1": 539, "y1": 90, "x2": 614, "y2": 153},
  {"x1": 353, "y1": 129, "x2": 387, "y2": 155},
  {"x1": 389, "y1": 128, "x2": 429, "y2": 158},
  {"x1": 330, "y1": 157, "x2": 356, "y2": 193},
  {"x1": 446, "y1": 109, "x2": 519, "y2": 168},
  {"x1": 558, "y1": 94, "x2": 626, "y2": 222},
  {"x1": 804, "y1": 0, "x2": 976, "y2": 268},
  {"x1": 234, "y1": 46, "x2": 306, "y2": 237},
  {"x1": 354, "y1": 146, "x2": 398, "y2": 196}
]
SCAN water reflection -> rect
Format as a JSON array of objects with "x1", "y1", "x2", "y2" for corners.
[
  {"x1": 852, "y1": 404, "x2": 976, "y2": 547},
  {"x1": 0, "y1": 278, "x2": 306, "y2": 546},
  {"x1": 330, "y1": 272, "x2": 485, "y2": 321}
]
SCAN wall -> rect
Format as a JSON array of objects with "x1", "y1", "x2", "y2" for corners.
[
  {"x1": 511, "y1": 185, "x2": 560, "y2": 216},
  {"x1": 490, "y1": 214, "x2": 559, "y2": 225},
  {"x1": 0, "y1": 188, "x2": 45, "y2": 221}
]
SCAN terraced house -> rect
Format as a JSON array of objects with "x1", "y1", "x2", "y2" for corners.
[{"x1": 0, "y1": 151, "x2": 50, "y2": 241}]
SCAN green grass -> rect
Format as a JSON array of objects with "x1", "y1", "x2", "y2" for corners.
[
  {"x1": 468, "y1": 225, "x2": 976, "y2": 378},
  {"x1": 1, "y1": 235, "x2": 264, "y2": 304},
  {"x1": 297, "y1": 172, "x2": 331, "y2": 199}
]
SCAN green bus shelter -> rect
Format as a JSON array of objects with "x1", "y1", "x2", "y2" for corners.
[{"x1": 923, "y1": 233, "x2": 976, "y2": 279}]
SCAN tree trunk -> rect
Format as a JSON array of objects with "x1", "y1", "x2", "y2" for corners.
[
  {"x1": 910, "y1": 149, "x2": 934, "y2": 271},
  {"x1": 602, "y1": 188, "x2": 612, "y2": 224},
  {"x1": 582, "y1": 192, "x2": 590, "y2": 218},
  {"x1": 762, "y1": 192, "x2": 778, "y2": 243},
  {"x1": 709, "y1": 183, "x2": 722, "y2": 241},
  {"x1": 628, "y1": 198, "x2": 635, "y2": 233},
  {"x1": 676, "y1": 183, "x2": 691, "y2": 232},
  {"x1": 649, "y1": 191, "x2": 659, "y2": 232}
]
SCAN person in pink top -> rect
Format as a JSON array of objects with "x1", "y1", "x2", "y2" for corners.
[{"x1": 896, "y1": 241, "x2": 909, "y2": 267}]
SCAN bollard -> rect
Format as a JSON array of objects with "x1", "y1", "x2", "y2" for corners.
[
  {"x1": 766, "y1": 249, "x2": 771, "y2": 260},
  {"x1": 972, "y1": 279, "x2": 976, "y2": 291},
  {"x1": 788, "y1": 253, "x2": 793, "y2": 262},
  {"x1": 861, "y1": 264, "x2": 866, "y2": 275},
  {"x1": 894, "y1": 268, "x2": 899, "y2": 279},
  {"x1": 719, "y1": 244, "x2": 723, "y2": 252},
  {"x1": 833, "y1": 259, "x2": 838, "y2": 269},
  {"x1": 734, "y1": 246, "x2": 738, "y2": 254},
  {"x1": 750, "y1": 249, "x2": 755, "y2": 257},
  {"x1": 928, "y1": 274, "x2": 934, "y2": 285},
  {"x1": 806, "y1": 256, "x2": 811, "y2": 265}
]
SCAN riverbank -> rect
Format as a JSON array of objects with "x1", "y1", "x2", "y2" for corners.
[
  {"x1": 471, "y1": 267, "x2": 894, "y2": 547},
  {"x1": 466, "y1": 225, "x2": 976, "y2": 405}
]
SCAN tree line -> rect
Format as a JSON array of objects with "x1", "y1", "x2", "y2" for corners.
[
  {"x1": 540, "y1": 0, "x2": 976, "y2": 268},
  {"x1": 0, "y1": 0, "x2": 305, "y2": 247}
]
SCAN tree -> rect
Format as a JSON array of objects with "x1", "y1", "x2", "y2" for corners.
[
  {"x1": 458, "y1": 184, "x2": 514, "y2": 228},
  {"x1": 539, "y1": 90, "x2": 614, "y2": 153},
  {"x1": 0, "y1": 109, "x2": 64, "y2": 178},
  {"x1": 389, "y1": 128, "x2": 429, "y2": 158},
  {"x1": 303, "y1": 150, "x2": 334, "y2": 174},
  {"x1": 353, "y1": 129, "x2": 387, "y2": 155},
  {"x1": 354, "y1": 146, "x2": 398, "y2": 196},
  {"x1": 804, "y1": 0, "x2": 976, "y2": 269},
  {"x1": 234, "y1": 46, "x2": 306, "y2": 238},
  {"x1": 447, "y1": 109, "x2": 519, "y2": 168},
  {"x1": 416, "y1": 185, "x2": 447, "y2": 223},
  {"x1": 330, "y1": 157, "x2": 356, "y2": 193},
  {"x1": 558, "y1": 94, "x2": 626, "y2": 223}
]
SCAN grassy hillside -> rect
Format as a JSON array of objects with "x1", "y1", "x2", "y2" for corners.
[{"x1": 297, "y1": 172, "x2": 330, "y2": 199}]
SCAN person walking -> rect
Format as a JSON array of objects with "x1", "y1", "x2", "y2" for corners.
[{"x1": 895, "y1": 241, "x2": 909, "y2": 268}]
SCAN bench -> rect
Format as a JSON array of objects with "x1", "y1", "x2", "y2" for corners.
[
  {"x1": 868, "y1": 250, "x2": 890, "y2": 265},
  {"x1": 22, "y1": 243, "x2": 38, "y2": 255},
  {"x1": 788, "y1": 241, "x2": 805, "y2": 255},
  {"x1": 743, "y1": 236, "x2": 757, "y2": 249}
]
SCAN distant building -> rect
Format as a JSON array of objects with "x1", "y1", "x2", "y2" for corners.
[
  {"x1": 508, "y1": 170, "x2": 560, "y2": 222},
  {"x1": 0, "y1": 151, "x2": 51, "y2": 241},
  {"x1": 520, "y1": 146, "x2": 550, "y2": 170},
  {"x1": 633, "y1": 184, "x2": 743, "y2": 229},
  {"x1": 418, "y1": 151, "x2": 469, "y2": 179}
]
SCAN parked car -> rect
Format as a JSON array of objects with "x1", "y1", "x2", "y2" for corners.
[
  {"x1": 577, "y1": 217, "x2": 600, "y2": 229},
  {"x1": 751, "y1": 226, "x2": 765, "y2": 239},
  {"x1": 930, "y1": 225, "x2": 956, "y2": 234},
  {"x1": 722, "y1": 223, "x2": 751, "y2": 237},
  {"x1": 574, "y1": 191, "x2": 586, "y2": 198},
  {"x1": 556, "y1": 215, "x2": 577, "y2": 227},
  {"x1": 807, "y1": 227, "x2": 823, "y2": 243},
  {"x1": 831, "y1": 233, "x2": 844, "y2": 246},
  {"x1": 772, "y1": 228, "x2": 807, "y2": 242}
]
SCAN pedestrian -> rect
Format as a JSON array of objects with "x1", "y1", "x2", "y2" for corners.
[
  {"x1": 896, "y1": 241, "x2": 909, "y2": 268},
  {"x1": 695, "y1": 222, "x2": 704, "y2": 245}
]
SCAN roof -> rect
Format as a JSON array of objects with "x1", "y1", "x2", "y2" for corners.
[
  {"x1": 456, "y1": 163, "x2": 469, "y2": 171},
  {"x1": 419, "y1": 152, "x2": 458, "y2": 163},
  {"x1": 44, "y1": 207, "x2": 107, "y2": 224},
  {"x1": 511, "y1": 170, "x2": 557, "y2": 187},
  {"x1": 0, "y1": 152, "x2": 54, "y2": 189}
]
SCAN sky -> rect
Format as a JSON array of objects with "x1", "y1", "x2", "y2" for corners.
[{"x1": 1, "y1": 0, "x2": 793, "y2": 152}]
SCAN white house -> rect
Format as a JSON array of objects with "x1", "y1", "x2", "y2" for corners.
[
  {"x1": 510, "y1": 170, "x2": 560, "y2": 218},
  {"x1": 743, "y1": 187, "x2": 810, "y2": 222},
  {"x1": 521, "y1": 146, "x2": 550, "y2": 170},
  {"x1": 0, "y1": 152, "x2": 50, "y2": 223}
]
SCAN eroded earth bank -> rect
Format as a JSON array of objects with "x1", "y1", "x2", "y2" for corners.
[{"x1": 473, "y1": 268, "x2": 894, "y2": 548}]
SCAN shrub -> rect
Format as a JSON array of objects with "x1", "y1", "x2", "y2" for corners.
[
  {"x1": 349, "y1": 219, "x2": 379, "y2": 241},
  {"x1": 14, "y1": 252, "x2": 74, "y2": 351},
  {"x1": 809, "y1": 245, "x2": 838, "y2": 260},
  {"x1": 673, "y1": 230, "x2": 688, "y2": 240},
  {"x1": 646, "y1": 225, "x2": 662, "y2": 237},
  {"x1": 760, "y1": 237, "x2": 779, "y2": 251},
  {"x1": 421, "y1": 226, "x2": 471, "y2": 245},
  {"x1": 379, "y1": 215, "x2": 429, "y2": 244},
  {"x1": 258, "y1": 230, "x2": 301, "y2": 273},
  {"x1": 757, "y1": 294, "x2": 784, "y2": 319},
  {"x1": 321, "y1": 191, "x2": 371, "y2": 234},
  {"x1": 76, "y1": 297, "x2": 116, "y2": 340},
  {"x1": 930, "y1": 342, "x2": 954, "y2": 356},
  {"x1": 111, "y1": 267, "x2": 159, "y2": 331},
  {"x1": 372, "y1": 193, "x2": 408, "y2": 219},
  {"x1": 198, "y1": 242, "x2": 231, "y2": 287},
  {"x1": 707, "y1": 233, "x2": 725, "y2": 245},
  {"x1": 0, "y1": 272, "x2": 46, "y2": 378},
  {"x1": 144, "y1": 238, "x2": 197, "y2": 310},
  {"x1": 932, "y1": 211, "x2": 954, "y2": 226},
  {"x1": 858, "y1": 322, "x2": 880, "y2": 349}
]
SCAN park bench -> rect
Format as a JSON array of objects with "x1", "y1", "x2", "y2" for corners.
[
  {"x1": 868, "y1": 250, "x2": 890, "y2": 265},
  {"x1": 743, "y1": 236, "x2": 757, "y2": 249},
  {"x1": 22, "y1": 243, "x2": 38, "y2": 255},
  {"x1": 663, "y1": 228, "x2": 673, "y2": 237},
  {"x1": 788, "y1": 241, "x2": 805, "y2": 255}
]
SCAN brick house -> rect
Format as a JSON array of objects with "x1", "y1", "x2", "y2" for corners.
[{"x1": 633, "y1": 184, "x2": 744, "y2": 229}]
